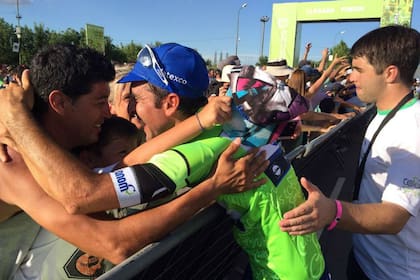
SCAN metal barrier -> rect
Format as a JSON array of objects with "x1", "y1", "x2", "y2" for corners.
[{"x1": 97, "y1": 204, "x2": 243, "y2": 280}]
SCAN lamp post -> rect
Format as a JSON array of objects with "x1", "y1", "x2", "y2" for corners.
[
  {"x1": 235, "y1": 3, "x2": 247, "y2": 56},
  {"x1": 260, "y1": 16, "x2": 269, "y2": 58},
  {"x1": 16, "y1": 0, "x2": 22, "y2": 64}
]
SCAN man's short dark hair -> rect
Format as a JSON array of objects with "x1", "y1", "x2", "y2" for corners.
[
  {"x1": 350, "y1": 25, "x2": 420, "y2": 86},
  {"x1": 31, "y1": 44, "x2": 115, "y2": 116}
]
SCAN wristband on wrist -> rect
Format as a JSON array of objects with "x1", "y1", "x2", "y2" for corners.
[
  {"x1": 327, "y1": 200, "x2": 342, "y2": 231},
  {"x1": 109, "y1": 167, "x2": 141, "y2": 208},
  {"x1": 195, "y1": 113, "x2": 205, "y2": 131}
]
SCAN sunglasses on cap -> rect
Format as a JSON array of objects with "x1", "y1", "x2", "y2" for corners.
[{"x1": 137, "y1": 45, "x2": 169, "y2": 86}]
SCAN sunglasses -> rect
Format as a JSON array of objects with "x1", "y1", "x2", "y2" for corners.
[{"x1": 137, "y1": 45, "x2": 169, "y2": 86}]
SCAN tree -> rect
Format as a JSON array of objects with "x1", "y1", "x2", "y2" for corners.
[
  {"x1": 256, "y1": 56, "x2": 268, "y2": 67},
  {"x1": 330, "y1": 40, "x2": 350, "y2": 59},
  {"x1": 59, "y1": 28, "x2": 83, "y2": 46},
  {"x1": 0, "y1": 18, "x2": 19, "y2": 65},
  {"x1": 19, "y1": 25, "x2": 38, "y2": 65},
  {"x1": 120, "y1": 41, "x2": 143, "y2": 63},
  {"x1": 204, "y1": 59, "x2": 213, "y2": 68},
  {"x1": 0, "y1": 17, "x2": 190, "y2": 66},
  {"x1": 104, "y1": 36, "x2": 127, "y2": 63}
]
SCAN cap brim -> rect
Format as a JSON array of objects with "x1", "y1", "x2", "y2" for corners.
[
  {"x1": 117, "y1": 62, "x2": 167, "y2": 90},
  {"x1": 117, "y1": 70, "x2": 147, "y2": 83}
]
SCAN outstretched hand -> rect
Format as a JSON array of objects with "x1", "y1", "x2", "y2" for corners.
[
  {"x1": 279, "y1": 177, "x2": 335, "y2": 235},
  {"x1": 197, "y1": 95, "x2": 232, "y2": 129},
  {"x1": 331, "y1": 55, "x2": 349, "y2": 67},
  {"x1": 210, "y1": 138, "x2": 269, "y2": 195},
  {"x1": 0, "y1": 69, "x2": 34, "y2": 111},
  {"x1": 0, "y1": 69, "x2": 34, "y2": 162}
]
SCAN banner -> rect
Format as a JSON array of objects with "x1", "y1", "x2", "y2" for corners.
[
  {"x1": 85, "y1": 24, "x2": 105, "y2": 54},
  {"x1": 380, "y1": 0, "x2": 414, "y2": 26}
]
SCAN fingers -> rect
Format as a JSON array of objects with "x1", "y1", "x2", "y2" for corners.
[
  {"x1": 282, "y1": 201, "x2": 310, "y2": 220},
  {"x1": 220, "y1": 137, "x2": 241, "y2": 161},
  {"x1": 280, "y1": 201, "x2": 317, "y2": 234},
  {"x1": 21, "y1": 70, "x2": 34, "y2": 109},
  {"x1": 250, "y1": 150, "x2": 269, "y2": 174},
  {"x1": 219, "y1": 87, "x2": 228, "y2": 96},
  {"x1": 300, "y1": 177, "x2": 319, "y2": 194},
  {"x1": 21, "y1": 69, "x2": 31, "y2": 90},
  {"x1": 237, "y1": 148, "x2": 269, "y2": 191},
  {"x1": 279, "y1": 216, "x2": 317, "y2": 235},
  {"x1": 200, "y1": 96, "x2": 232, "y2": 128}
]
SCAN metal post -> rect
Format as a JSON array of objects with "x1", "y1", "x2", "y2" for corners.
[
  {"x1": 16, "y1": 0, "x2": 22, "y2": 64},
  {"x1": 260, "y1": 16, "x2": 269, "y2": 58},
  {"x1": 235, "y1": 3, "x2": 247, "y2": 56}
]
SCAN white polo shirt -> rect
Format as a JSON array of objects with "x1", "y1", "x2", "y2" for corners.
[{"x1": 353, "y1": 98, "x2": 420, "y2": 280}]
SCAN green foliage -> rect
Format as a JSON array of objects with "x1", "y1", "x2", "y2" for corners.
[
  {"x1": 120, "y1": 41, "x2": 143, "y2": 63},
  {"x1": 321, "y1": 40, "x2": 351, "y2": 68},
  {"x1": 256, "y1": 56, "x2": 268, "y2": 67},
  {"x1": 204, "y1": 59, "x2": 215, "y2": 69},
  {"x1": 330, "y1": 40, "x2": 350, "y2": 58},
  {"x1": 0, "y1": 18, "x2": 19, "y2": 65},
  {"x1": 104, "y1": 36, "x2": 127, "y2": 63},
  {"x1": 0, "y1": 17, "x2": 146, "y2": 65}
]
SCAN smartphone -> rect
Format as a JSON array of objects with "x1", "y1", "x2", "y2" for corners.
[{"x1": 278, "y1": 120, "x2": 299, "y2": 140}]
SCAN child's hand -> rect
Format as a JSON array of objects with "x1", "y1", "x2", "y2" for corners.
[{"x1": 197, "y1": 96, "x2": 232, "y2": 129}]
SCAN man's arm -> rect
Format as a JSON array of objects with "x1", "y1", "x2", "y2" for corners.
[
  {"x1": 301, "y1": 42, "x2": 311, "y2": 62},
  {"x1": 123, "y1": 95, "x2": 232, "y2": 166},
  {"x1": 2, "y1": 101, "x2": 267, "y2": 214},
  {"x1": 317, "y1": 48, "x2": 329, "y2": 73},
  {"x1": 279, "y1": 177, "x2": 411, "y2": 235},
  {"x1": 306, "y1": 55, "x2": 348, "y2": 99},
  {"x1": 0, "y1": 77, "x2": 235, "y2": 213},
  {"x1": 1, "y1": 141, "x2": 267, "y2": 264}
]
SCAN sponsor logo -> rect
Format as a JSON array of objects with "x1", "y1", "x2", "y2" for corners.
[
  {"x1": 403, "y1": 176, "x2": 420, "y2": 189},
  {"x1": 272, "y1": 165, "x2": 282, "y2": 177},
  {"x1": 166, "y1": 71, "x2": 188, "y2": 85},
  {"x1": 114, "y1": 170, "x2": 136, "y2": 195}
]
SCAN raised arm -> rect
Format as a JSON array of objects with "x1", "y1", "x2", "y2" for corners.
[
  {"x1": 317, "y1": 48, "x2": 329, "y2": 72},
  {"x1": 301, "y1": 42, "x2": 312, "y2": 62},
  {"x1": 306, "y1": 55, "x2": 348, "y2": 99},
  {"x1": 123, "y1": 95, "x2": 232, "y2": 166}
]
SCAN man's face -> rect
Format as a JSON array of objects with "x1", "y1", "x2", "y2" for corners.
[
  {"x1": 349, "y1": 56, "x2": 385, "y2": 105},
  {"x1": 130, "y1": 82, "x2": 173, "y2": 141},
  {"x1": 64, "y1": 81, "x2": 111, "y2": 147}
]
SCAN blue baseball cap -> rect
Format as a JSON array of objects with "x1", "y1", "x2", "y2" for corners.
[
  {"x1": 300, "y1": 64, "x2": 320, "y2": 78},
  {"x1": 118, "y1": 43, "x2": 209, "y2": 99}
]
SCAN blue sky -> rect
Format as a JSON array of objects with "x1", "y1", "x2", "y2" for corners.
[{"x1": 1, "y1": 0, "x2": 420, "y2": 65}]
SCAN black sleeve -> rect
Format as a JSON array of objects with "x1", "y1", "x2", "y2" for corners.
[{"x1": 131, "y1": 163, "x2": 177, "y2": 203}]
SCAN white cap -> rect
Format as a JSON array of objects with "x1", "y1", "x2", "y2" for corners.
[{"x1": 218, "y1": 65, "x2": 235, "y2": 83}]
